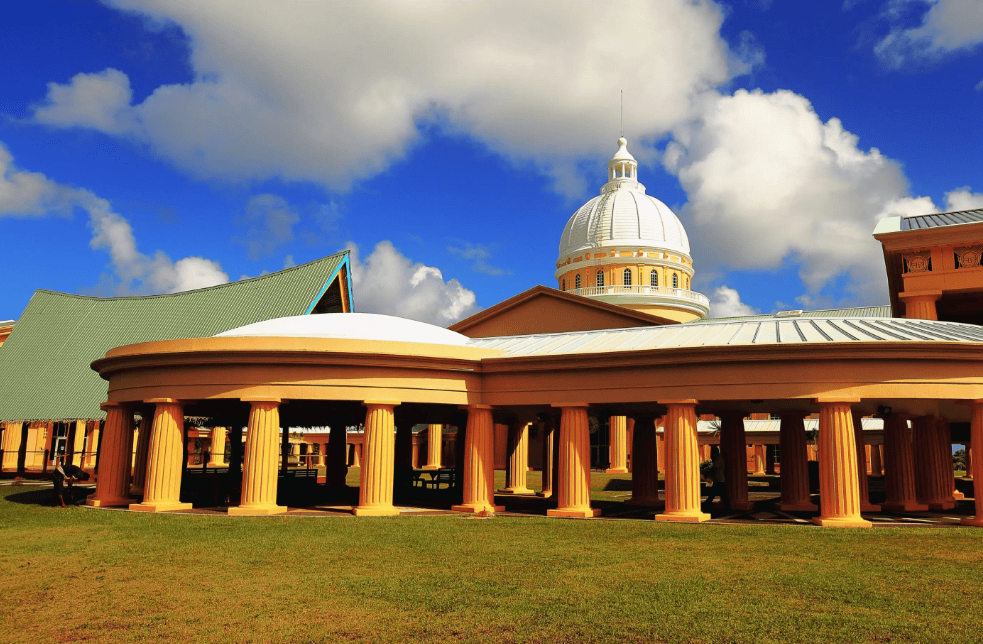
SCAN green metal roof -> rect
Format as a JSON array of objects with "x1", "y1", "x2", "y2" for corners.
[
  {"x1": 0, "y1": 252, "x2": 350, "y2": 422},
  {"x1": 694, "y1": 305, "x2": 893, "y2": 324}
]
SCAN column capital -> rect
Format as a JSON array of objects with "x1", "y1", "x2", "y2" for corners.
[
  {"x1": 144, "y1": 398, "x2": 183, "y2": 405},
  {"x1": 241, "y1": 397, "x2": 284, "y2": 404},
  {"x1": 956, "y1": 399, "x2": 983, "y2": 408},
  {"x1": 363, "y1": 400, "x2": 400, "y2": 407},
  {"x1": 459, "y1": 404, "x2": 493, "y2": 411},
  {"x1": 813, "y1": 397, "x2": 860, "y2": 405},
  {"x1": 550, "y1": 402, "x2": 590, "y2": 409},
  {"x1": 899, "y1": 289, "x2": 943, "y2": 302},
  {"x1": 100, "y1": 401, "x2": 129, "y2": 411},
  {"x1": 658, "y1": 399, "x2": 698, "y2": 407}
]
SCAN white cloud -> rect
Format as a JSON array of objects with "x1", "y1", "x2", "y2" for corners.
[
  {"x1": 346, "y1": 240, "x2": 479, "y2": 325},
  {"x1": 234, "y1": 193, "x2": 300, "y2": 260},
  {"x1": 0, "y1": 141, "x2": 228, "y2": 294},
  {"x1": 708, "y1": 286, "x2": 759, "y2": 318},
  {"x1": 666, "y1": 89, "x2": 939, "y2": 304},
  {"x1": 447, "y1": 242, "x2": 511, "y2": 276},
  {"x1": 32, "y1": 0, "x2": 747, "y2": 195},
  {"x1": 875, "y1": 0, "x2": 983, "y2": 66},
  {"x1": 945, "y1": 187, "x2": 983, "y2": 211}
]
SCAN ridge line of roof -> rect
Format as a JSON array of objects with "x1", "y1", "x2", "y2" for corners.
[{"x1": 902, "y1": 207, "x2": 983, "y2": 219}]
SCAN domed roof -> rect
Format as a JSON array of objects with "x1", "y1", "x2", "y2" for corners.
[
  {"x1": 215, "y1": 313, "x2": 470, "y2": 346},
  {"x1": 558, "y1": 138, "x2": 690, "y2": 259}
]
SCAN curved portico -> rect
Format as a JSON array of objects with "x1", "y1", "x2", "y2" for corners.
[{"x1": 87, "y1": 313, "x2": 983, "y2": 527}]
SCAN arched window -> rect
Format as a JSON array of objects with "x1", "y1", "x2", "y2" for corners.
[
  {"x1": 575, "y1": 274, "x2": 581, "y2": 289},
  {"x1": 685, "y1": 276, "x2": 690, "y2": 289},
  {"x1": 561, "y1": 278, "x2": 566, "y2": 291},
  {"x1": 623, "y1": 268, "x2": 632, "y2": 286},
  {"x1": 596, "y1": 270, "x2": 604, "y2": 287},
  {"x1": 672, "y1": 273, "x2": 679, "y2": 288},
  {"x1": 650, "y1": 270, "x2": 658, "y2": 287}
]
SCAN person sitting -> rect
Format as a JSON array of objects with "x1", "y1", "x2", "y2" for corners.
[{"x1": 52, "y1": 459, "x2": 90, "y2": 507}]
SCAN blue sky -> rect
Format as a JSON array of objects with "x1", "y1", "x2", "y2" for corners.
[{"x1": 1, "y1": 0, "x2": 982, "y2": 325}]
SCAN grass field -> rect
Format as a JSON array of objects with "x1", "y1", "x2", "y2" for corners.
[{"x1": 2, "y1": 477, "x2": 982, "y2": 644}]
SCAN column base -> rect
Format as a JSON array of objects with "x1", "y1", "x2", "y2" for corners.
[
  {"x1": 605, "y1": 467, "x2": 629, "y2": 474},
  {"x1": 811, "y1": 516, "x2": 872, "y2": 528},
  {"x1": 130, "y1": 486, "x2": 144, "y2": 496},
  {"x1": 497, "y1": 487, "x2": 534, "y2": 495},
  {"x1": 927, "y1": 500, "x2": 957, "y2": 511},
  {"x1": 228, "y1": 505, "x2": 287, "y2": 516},
  {"x1": 960, "y1": 516, "x2": 983, "y2": 526},
  {"x1": 655, "y1": 511, "x2": 711, "y2": 523},
  {"x1": 777, "y1": 501, "x2": 818, "y2": 512},
  {"x1": 861, "y1": 501, "x2": 882, "y2": 513},
  {"x1": 727, "y1": 501, "x2": 756, "y2": 512},
  {"x1": 536, "y1": 490, "x2": 553, "y2": 499},
  {"x1": 451, "y1": 504, "x2": 505, "y2": 514},
  {"x1": 421, "y1": 465, "x2": 440, "y2": 470},
  {"x1": 206, "y1": 461, "x2": 226, "y2": 468},
  {"x1": 547, "y1": 507, "x2": 601, "y2": 518},
  {"x1": 129, "y1": 501, "x2": 192, "y2": 513},
  {"x1": 881, "y1": 500, "x2": 930, "y2": 512},
  {"x1": 352, "y1": 506, "x2": 400, "y2": 516},
  {"x1": 86, "y1": 496, "x2": 131, "y2": 508},
  {"x1": 624, "y1": 496, "x2": 662, "y2": 507},
  {"x1": 952, "y1": 490, "x2": 965, "y2": 500}
]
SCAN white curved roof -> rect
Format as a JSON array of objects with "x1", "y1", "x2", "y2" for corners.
[
  {"x1": 468, "y1": 317, "x2": 983, "y2": 356},
  {"x1": 215, "y1": 313, "x2": 471, "y2": 346},
  {"x1": 558, "y1": 138, "x2": 691, "y2": 259}
]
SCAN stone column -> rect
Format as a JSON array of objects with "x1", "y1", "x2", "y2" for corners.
[
  {"x1": 961, "y1": 401, "x2": 983, "y2": 526},
  {"x1": 606, "y1": 415, "x2": 629, "y2": 473},
  {"x1": 852, "y1": 412, "x2": 880, "y2": 512},
  {"x1": 626, "y1": 416, "x2": 660, "y2": 506},
  {"x1": 752, "y1": 444, "x2": 765, "y2": 475},
  {"x1": 719, "y1": 412, "x2": 753, "y2": 511},
  {"x1": 882, "y1": 414, "x2": 926, "y2": 512},
  {"x1": 914, "y1": 416, "x2": 955, "y2": 510},
  {"x1": 812, "y1": 400, "x2": 871, "y2": 528},
  {"x1": 777, "y1": 412, "x2": 817, "y2": 511},
  {"x1": 87, "y1": 404, "x2": 134, "y2": 507},
  {"x1": 452, "y1": 405, "x2": 503, "y2": 514},
  {"x1": 937, "y1": 418, "x2": 963, "y2": 500},
  {"x1": 548, "y1": 404, "x2": 599, "y2": 518},
  {"x1": 869, "y1": 443, "x2": 883, "y2": 476},
  {"x1": 626, "y1": 418, "x2": 634, "y2": 473},
  {"x1": 502, "y1": 421, "x2": 533, "y2": 494},
  {"x1": 85, "y1": 423, "x2": 100, "y2": 470},
  {"x1": 1, "y1": 421, "x2": 23, "y2": 471},
  {"x1": 130, "y1": 399, "x2": 191, "y2": 513},
  {"x1": 900, "y1": 290, "x2": 940, "y2": 320},
  {"x1": 657, "y1": 425, "x2": 666, "y2": 473},
  {"x1": 230, "y1": 399, "x2": 287, "y2": 515},
  {"x1": 655, "y1": 401, "x2": 709, "y2": 523},
  {"x1": 423, "y1": 424, "x2": 442, "y2": 470},
  {"x1": 966, "y1": 445, "x2": 973, "y2": 479},
  {"x1": 537, "y1": 417, "x2": 556, "y2": 499},
  {"x1": 207, "y1": 426, "x2": 227, "y2": 467},
  {"x1": 353, "y1": 402, "x2": 399, "y2": 516}
]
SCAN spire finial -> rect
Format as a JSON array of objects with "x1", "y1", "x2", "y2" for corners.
[{"x1": 620, "y1": 89, "x2": 623, "y2": 138}]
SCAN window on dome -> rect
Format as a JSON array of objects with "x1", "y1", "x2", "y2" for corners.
[
  {"x1": 672, "y1": 274, "x2": 679, "y2": 288},
  {"x1": 561, "y1": 279, "x2": 566, "y2": 291},
  {"x1": 623, "y1": 269, "x2": 632, "y2": 286},
  {"x1": 575, "y1": 274, "x2": 581, "y2": 289},
  {"x1": 650, "y1": 270, "x2": 658, "y2": 287},
  {"x1": 596, "y1": 271, "x2": 604, "y2": 287}
]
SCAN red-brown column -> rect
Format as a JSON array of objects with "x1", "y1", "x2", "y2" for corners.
[
  {"x1": 812, "y1": 400, "x2": 871, "y2": 528},
  {"x1": 538, "y1": 417, "x2": 556, "y2": 499},
  {"x1": 961, "y1": 402, "x2": 983, "y2": 526},
  {"x1": 353, "y1": 402, "x2": 399, "y2": 516},
  {"x1": 752, "y1": 444, "x2": 765, "y2": 475},
  {"x1": 882, "y1": 414, "x2": 927, "y2": 512},
  {"x1": 230, "y1": 399, "x2": 287, "y2": 515},
  {"x1": 938, "y1": 418, "x2": 963, "y2": 500},
  {"x1": 914, "y1": 416, "x2": 955, "y2": 510},
  {"x1": 869, "y1": 442, "x2": 882, "y2": 476},
  {"x1": 606, "y1": 416, "x2": 629, "y2": 473},
  {"x1": 852, "y1": 411, "x2": 880, "y2": 512},
  {"x1": 720, "y1": 412, "x2": 753, "y2": 511},
  {"x1": 777, "y1": 412, "x2": 817, "y2": 511},
  {"x1": 422, "y1": 424, "x2": 442, "y2": 470},
  {"x1": 452, "y1": 405, "x2": 503, "y2": 514},
  {"x1": 87, "y1": 403, "x2": 134, "y2": 507},
  {"x1": 656, "y1": 401, "x2": 709, "y2": 523},
  {"x1": 548, "y1": 404, "x2": 599, "y2": 518},
  {"x1": 626, "y1": 416, "x2": 660, "y2": 506},
  {"x1": 130, "y1": 399, "x2": 191, "y2": 513},
  {"x1": 502, "y1": 421, "x2": 533, "y2": 494}
]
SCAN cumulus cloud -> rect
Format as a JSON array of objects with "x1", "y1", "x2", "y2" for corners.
[
  {"x1": 945, "y1": 187, "x2": 983, "y2": 211},
  {"x1": 875, "y1": 0, "x2": 983, "y2": 66},
  {"x1": 665, "y1": 89, "x2": 931, "y2": 303},
  {"x1": 346, "y1": 240, "x2": 478, "y2": 325},
  {"x1": 31, "y1": 0, "x2": 748, "y2": 195},
  {"x1": 0, "y1": 141, "x2": 227, "y2": 294},
  {"x1": 708, "y1": 286, "x2": 759, "y2": 318}
]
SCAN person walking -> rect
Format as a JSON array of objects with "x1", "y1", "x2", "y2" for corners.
[{"x1": 703, "y1": 446, "x2": 729, "y2": 511}]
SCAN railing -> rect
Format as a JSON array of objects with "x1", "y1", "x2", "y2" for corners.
[{"x1": 573, "y1": 285, "x2": 711, "y2": 307}]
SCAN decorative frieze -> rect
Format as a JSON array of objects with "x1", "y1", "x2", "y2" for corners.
[
  {"x1": 902, "y1": 251, "x2": 932, "y2": 273},
  {"x1": 954, "y1": 245, "x2": 983, "y2": 269}
]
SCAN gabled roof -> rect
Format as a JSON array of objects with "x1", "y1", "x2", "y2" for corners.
[
  {"x1": 448, "y1": 285, "x2": 675, "y2": 338},
  {"x1": 695, "y1": 305, "x2": 892, "y2": 324},
  {"x1": 0, "y1": 252, "x2": 351, "y2": 421}
]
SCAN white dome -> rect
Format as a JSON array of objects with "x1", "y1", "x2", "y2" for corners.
[
  {"x1": 215, "y1": 313, "x2": 471, "y2": 346},
  {"x1": 558, "y1": 138, "x2": 691, "y2": 259}
]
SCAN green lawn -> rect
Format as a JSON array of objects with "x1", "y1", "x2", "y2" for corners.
[{"x1": 2, "y1": 482, "x2": 982, "y2": 643}]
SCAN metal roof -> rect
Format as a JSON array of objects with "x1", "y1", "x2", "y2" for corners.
[
  {"x1": 901, "y1": 208, "x2": 983, "y2": 231},
  {"x1": 694, "y1": 305, "x2": 892, "y2": 324},
  {"x1": 0, "y1": 252, "x2": 349, "y2": 421},
  {"x1": 467, "y1": 316, "x2": 983, "y2": 357}
]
